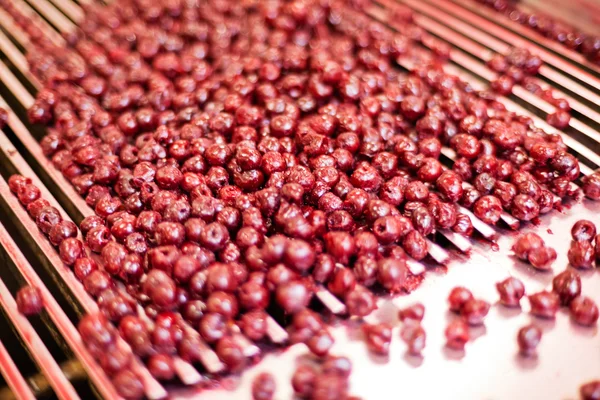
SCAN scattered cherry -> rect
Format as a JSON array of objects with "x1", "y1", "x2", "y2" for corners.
[
  {"x1": 398, "y1": 303, "x2": 425, "y2": 322},
  {"x1": 570, "y1": 296, "x2": 599, "y2": 326},
  {"x1": 461, "y1": 298, "x2": 490, "y2": 325},
  {"x1": 529, "y1": 291, "x2": 560, "y2": 319},
  {"x1": 448, "y1": 287, "x2": 474, "y2": 313},
  {"x1": 512, "y1": 232, "x2": 544, "y2": 260},
  {"x1": 571, "y1": 220, "x2": 596, "y2": 242},
  {"x1": 400, "y1": 324, "x2": 426, "y2": 356},
  {"x1": 252, "y1": 372, "x2": 276, "y2": 400},
  {"x1": 363, "y1": 323, "x2": 392, "y2": 355},
  {"x1": 527, "y1": 246, "x2": 557, "y2": 271},
  {"x1": 291, "y1": 365, "x2": 317, "y2": 398},
  {"x1": 445, "y1": 319, "x2": 469, "y2": 350},
  {"x1": 496, "y1": 277, "x2": 525, "y2": 307},
  {"x1": 517, "y1": 324, "x2": 542, "y2": 357},
  {"x1": 552, "y1": 270, "x2": 581, "y2": 305},
  {"x1": 16, "y1": 286, "x2": 43, "y2": 316},
  {"x1": 568, "y1": 241, "x2": 595, "y2": 269},
  {"x1": 580, "y1": 381, "x2": 600, "y2": 400}
]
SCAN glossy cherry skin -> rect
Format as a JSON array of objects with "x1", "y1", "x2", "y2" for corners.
[
  {"x1": 552, "y1": 269, "x2": 581, "y2": 305},
  {"x1": 496, "y1": 277, "x2": 525, "y2": 307},
  {"x1": 517, "y1": 324, "x2": 542, "y2": 357},
  {"x1": 16, "y1": 286, "x2": 43, "y2": 316}
]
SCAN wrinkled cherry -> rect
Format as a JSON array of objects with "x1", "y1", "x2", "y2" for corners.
[
  {"x1": 448, "y1": 287, "x2": 474, "y2": 312},
  {"x1": 445, "y1": 320, "x2": 469, "y2": 350},
  {"x1": 291, "y1": 365, "x2": 317, "y2": 398},
  {"x1": 528, "y1": 246, "x2": 557, "y2": 271},
  {"x1": 345, "y1": 287, "x2": 377, "y2": 317},
  {"x1": 580, "y1": 380, "x2": 600, "y2": 400},
  {"x1": 16, "y1": 286, "x2": 43, "y2": 316},
  {"x1": 517, "y1": 324, "x2": 542, "y2": 357},
  {"x1": 568, "y1": 240, "x2": 595, "y2": 269},
  {"x1": 571, "y1": 220, "x2": 596, "y2": 242},
  {"x1": 529, "y1": 291, "x2": 560, "y2": 319},
  {"x1": 461, "y1": 299, "x2": 490, "y2": 325},
  {"x1": 400, "y1": 324, "x2": 426, "y2": 356},
  {"x1": 252, "y1": 372, "x2": 276, "y2": 400},
  {"x1": 307, "y1": 329, "x2": 334, "y2": 357},
  {"x1": 496, "y1": 277, "x2": 525, "y2": 307},
  {"x1": 570, "y1": 296, "x2": 599, "y2": 326},
  {"x1": 512, "y1": 233, "x2": 544, "y2": 260},
  {"x1": 362, "y1": 323, "x2": 392, "y2": 355},
  {"x1": 398, "y1": 303, "x2": 425, "y2": 322},
  {"x1": 552, "y1": 269, "x2": 581, "y2": 305}
]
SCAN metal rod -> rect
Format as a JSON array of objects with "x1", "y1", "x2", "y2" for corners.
[
  {"x1": 0, "y1": 60, "x2": 35, "y2": 108},
  {"x1": 402, "y1": 9, "x2": 600, "y2": 156},
  {"x1": 265, "y1": 316, "x2": 289, "y2": 344},
  {"x1": 0, "y1": 8, "x2": 32, "y2": 49},
  {"x1": 25, "y1": 0, "x2": 77, "y2": 34},
  {"x1": 25, "y1": 359, "x2": 87, "y2": 399},
  {"x1": 398, "y1": 0, "x2": 600, "y2": 111},
  {"x1": 0, "y1": 93, "x2": 95, "y2": 220},
  {"x1": 0, "y1": 262, "x2": 80, "y2": 400},
  {"x1": 0, "y1": 23, "x2": 266, "y2": 373},
  {"x1": 0, "y1": 219, "x2": 121, "y2": 400},
  {"x1": 367, "y1": 4, "x2": 599, "y2": 173},
  {"x1": 10, "y1": 0, "x2": 65, "y2": 46},
  {"x1": 47, "y1": 0, "x2": 84, "y2": 23},
  {"x1": 0, "y1": 31, "x2": 40, "y2": 90},
  {"x1": 0, "y1": 340, "x2": 36, "y2": 400},
  {"x1": 449, "y1": 0, "x2": 600, "y2": 78},
  {"x1": 0, "y1": 175, "x2": 166, "y2": 399},
  {"x1": 315, "y1": 286, "x2": 348, "y2": 315}
]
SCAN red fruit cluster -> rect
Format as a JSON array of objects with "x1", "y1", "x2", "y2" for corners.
[
  {"x1": 445, "y1": 287, "x2": 489, "y2": 351},
  {"x1": 448, "y1": 287, "x2": 490, "y2": 326},
  {"x1": 568, "y1": 220, "x2": 600, "y2": 269},
  {"x1": 487, "y1": 47, "x2": 542, "y2": 95},
  {"x1": 583, "y1": 171, "x2": 600, "y2": 200},
  {"x1": 486, "y1": 48, "x2": 572, "y2": 130},
  {"x1": 9, "y1": 177, "x2": 145, "y2": 396},
  {"x1": 398, "y1": 303, "x2": 426, "y2": 356},
  {"x1": 292, "y1": 356, "x2": 353, "y2": 399},
  {"x1": 512, "y1": 232, "x2": 556, "y2": 270}
]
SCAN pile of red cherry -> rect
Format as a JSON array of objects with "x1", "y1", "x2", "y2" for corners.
[
  {"x1": 1, "y1": 0, "x2": 599, "y2": 397},
  {"x1": 9, "y1": 174, "x2": 600, "y2": 398},
  {"x1": 473, "y1": 0, "x2": 600, "y2": 65}
]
